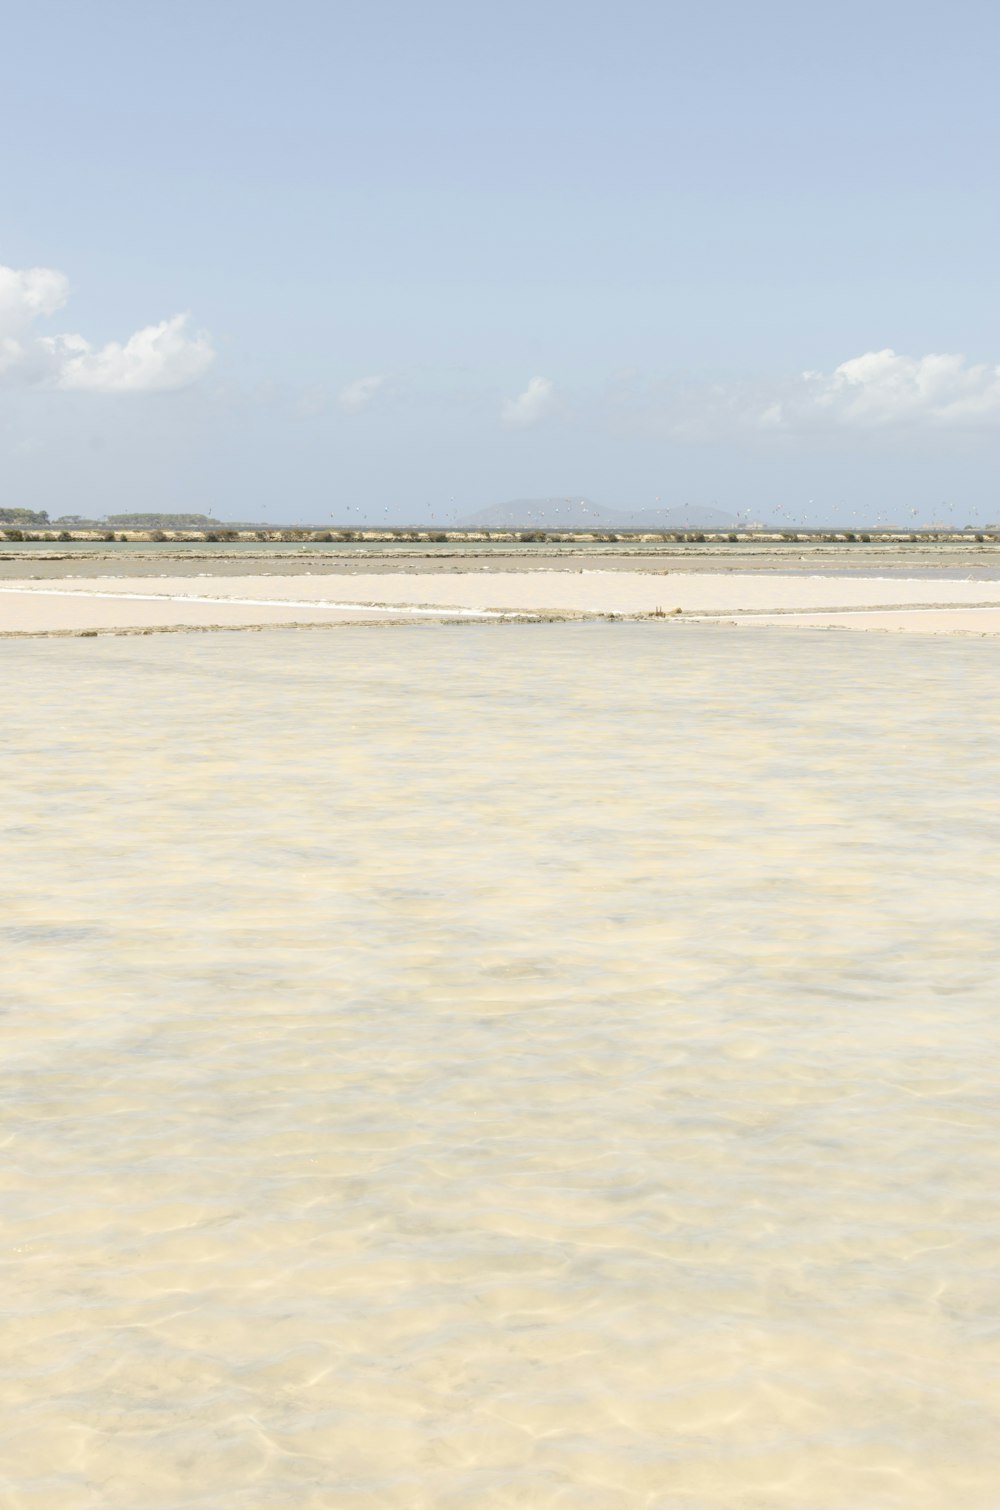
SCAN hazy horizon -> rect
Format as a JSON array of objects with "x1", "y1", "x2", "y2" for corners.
[{"x1": 5, "y1": 495, "x2": 995, "y2": 532}]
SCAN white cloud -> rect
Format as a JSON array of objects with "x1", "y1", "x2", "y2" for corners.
[
  {"x1": 0, "y1": 262, "x2": 214, "y2": 393},
  {"x1": 339, "y1": 374, "x2": 384, "y2": 412},
  {"x1": 761, "y1": 349, "x2": 1000, "y2": 430},
  {"x1": 0, "y1": 266, "x2": 70, "y2": 383},
  {"x1": 502, "y1": 375, "x2": 554, "y2": 428},
  {"x1": 47, "y1": 314, "x2": 214, "y2": 393},
  {"x1": 0, "y1": 265, "x2": 70, "y2": 328}
]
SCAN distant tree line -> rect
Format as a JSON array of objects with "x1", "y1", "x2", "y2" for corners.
[
  {"x1": 102, "y1": 513, "x2": 272, "y2": 529},
  {"x1": 0, "y1": 509, "x2": 269, "y2": 530},
  {"x1": 0, "y1": 508, "x2": 53, "y2": 526},
  {"x1": 103, "y1": 513, "x2": 226, "y2": 528}
]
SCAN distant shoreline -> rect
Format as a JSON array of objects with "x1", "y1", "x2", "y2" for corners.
[{"x1": 3, "y1": 527, "x2": 999, "y2": 545}]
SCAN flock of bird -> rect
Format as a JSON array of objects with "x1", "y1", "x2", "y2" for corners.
[{"x1": 288, "y1": 495, "x2": 978, "y2": 531}]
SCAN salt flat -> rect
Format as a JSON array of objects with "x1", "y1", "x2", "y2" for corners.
[
  {"x1": 4, "y1": 567, "x2": 1000, "y2": 633},
  {"x1": 3, "y1": 624, "x2": 1000, "y2": 1508}
]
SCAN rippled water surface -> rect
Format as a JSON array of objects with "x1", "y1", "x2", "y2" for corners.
[{"x1": 3, "y1": 624, "x2": 1000, "y2": 1508}]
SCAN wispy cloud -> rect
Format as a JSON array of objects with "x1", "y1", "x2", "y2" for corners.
[
  {"x1": 759, "y1": 349, "x2": 1000, "y2": 431},
  {"x1": 0, "y1": 263, "x2": 214, "y2": 393},
  {"x1": 339, "y1": 374, "x2": 385, "y2": 412},
  {"x1": 502, "y1": 375, "x2": 554, "y2": 428}
]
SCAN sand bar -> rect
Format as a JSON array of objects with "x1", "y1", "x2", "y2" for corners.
[{"x1": 0, "y1": 586, "x2": 523, "y2": 634}]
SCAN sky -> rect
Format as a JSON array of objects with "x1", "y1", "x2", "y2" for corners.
[{"x1": 1, "y1": 0, "x2": 998, "y2": 526}]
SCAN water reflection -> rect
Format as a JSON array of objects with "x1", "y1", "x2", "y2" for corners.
[{"x1": 3, "y1": 624, "x2": 999, "y2": 1507}]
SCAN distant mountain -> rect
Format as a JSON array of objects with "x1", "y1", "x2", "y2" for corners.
[{"x1": 454, "y1": 498, "x2": 739, "y2": 530}]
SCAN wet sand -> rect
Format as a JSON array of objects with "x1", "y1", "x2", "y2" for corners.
[
  {"x1": 3, "y1": 568, "x2": 1000, "y2": 634},
  {"x1": 4, "y1": 623, "x2": 1000, "y2": 1507},
  {"x1": 4, "y1": 540, "x2": 1000, "y2": 581}
]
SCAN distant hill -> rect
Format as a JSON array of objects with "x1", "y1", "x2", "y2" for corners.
[{"x1": 454, "y1": 498, "x2": 739, "y2": 530}]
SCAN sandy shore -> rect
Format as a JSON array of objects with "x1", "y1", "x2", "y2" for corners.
[{"x1": 3, "y1": 567, "x2": 1000, "y2": 634}]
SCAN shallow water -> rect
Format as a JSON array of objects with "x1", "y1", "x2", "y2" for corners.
[{"x1": 3, "y1": 624, "x2": 1000, "y2": 1508}]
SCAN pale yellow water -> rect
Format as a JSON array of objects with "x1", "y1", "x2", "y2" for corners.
[{"x1": 3, "y1": 623, "x2": 1000, "y2": 1509}]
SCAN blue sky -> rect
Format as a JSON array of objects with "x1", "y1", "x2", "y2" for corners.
[{"x1": 2, "y1": 0, "x2": 998, "y2": 524}]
